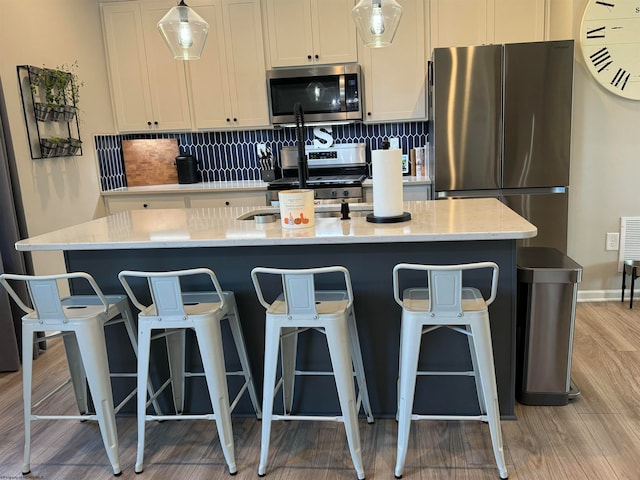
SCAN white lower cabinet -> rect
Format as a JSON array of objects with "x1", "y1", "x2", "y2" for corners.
[
  {"x1": 105, "y1": 195, "x2": 187, "y2": 214},
  {"x1": 187, "y1": 191, "x2": 267, "y2": 208},
  {"x1": 104, "y1": 190, "x2": 267, "y2": 215}
]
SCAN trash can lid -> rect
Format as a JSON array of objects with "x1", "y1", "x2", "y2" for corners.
[{"x1": 517, "y1": 247, "x2": 583, "y2": 284}]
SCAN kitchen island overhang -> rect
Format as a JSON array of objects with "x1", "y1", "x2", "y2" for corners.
[{"x1": 16, "y1": 199, "x2": 536, "y2": 419}]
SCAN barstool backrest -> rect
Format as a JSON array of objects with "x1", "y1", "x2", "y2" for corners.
[
  {"x1": 0, "y1": 272, "x2": 108, "y2": 323},
  {"x1": 251, "y1": 266, "x2": 353, "y2": 316},
  {"x1": 118, "y1": 268, "x2": 226, "y2": 318},
  {"x1": 392, "y1": 262, "x2": 499, "y2": 315}
]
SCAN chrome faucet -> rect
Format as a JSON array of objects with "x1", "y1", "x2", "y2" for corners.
[{"x1": 294, "y1": 102, "x2": 308, "y2": 189}]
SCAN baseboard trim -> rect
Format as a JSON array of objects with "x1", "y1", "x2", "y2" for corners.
[{"x1": 577, "y1": 290, "x2": 629, "y2": 303}]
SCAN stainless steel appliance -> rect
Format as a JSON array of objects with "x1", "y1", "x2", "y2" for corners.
[
  {"x1": 267, "y1": 64, "x2": 363, "y2": 126},
  {"x1": 266, "y1": 143, "x2": 368, "y2": 204},
  {"x1": 430, "y1": 40, "x2": 574, "y2": 253}
]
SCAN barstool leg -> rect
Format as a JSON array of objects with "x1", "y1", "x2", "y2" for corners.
[
  {"x1": 62, "y1": 332, "x2": 89, "y2": 415},
  {"x1": 21, "y1": 325, "x2": 35, "y2": 475},
  {"x1": 226, "y1": 300, "x2": 262, "y2": 418},
  {"x1": 470, "y1": 318, "x2": 508, "y2": 480},
  {"x1": 394, "y1": 318, "x2": 422, "y2": 479},
  {"x1": 196, "y1": 322, "x2": 237, "y2": 475},
  {"x1": 346, "y1": 307, "x2": 374, "y2": 423},
  {"x1": 630, "y1": 269, "x2": 636, "y2": 309},
  {"x1": 75, "y1": 319, "x2": 121, "y2": 476},
  {"x1": 119, "y1": 304, "x2": 163, "y2": 415},
  {"x1": 259, "y1": 321, "x2": 281, "y2": 477},
  {"x1": 165, "y1": 328, "x2": 186, "y2": 414},
  {"x1": 622, "y1": 268, "x2": 627, "y2": 303},
  {"x1": 135, "y1": 323, "x2": 153, "y2": 474},
  {"x1": 325, "y1": 321, "x2": 365, "y2": 480},
  {"x1": 466, "y1": 325, "x2": 486, "y2": 414},
  {"x1": 280, "y1": 326, "x2": 298, "y2": 415}
]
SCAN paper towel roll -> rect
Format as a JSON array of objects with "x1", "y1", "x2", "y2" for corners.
[{"x1": 372, "y1": 149, "x2": 403, "y2": 217}]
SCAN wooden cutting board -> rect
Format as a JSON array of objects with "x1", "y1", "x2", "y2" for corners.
[{"x1": 122, "y1": 139, "x2": 180, "y2": 187}]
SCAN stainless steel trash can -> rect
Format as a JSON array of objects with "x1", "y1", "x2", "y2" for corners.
[{"x1": 516, "y1": 247, "x2": 582, "y2": 406}]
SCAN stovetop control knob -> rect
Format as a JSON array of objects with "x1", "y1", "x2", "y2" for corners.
[
  {"x1": 331, "y1": 191, "x2": 337, "y2": 197},
  {"x1": 343, "y1": 190, "x2": 349, "y2": 197}
]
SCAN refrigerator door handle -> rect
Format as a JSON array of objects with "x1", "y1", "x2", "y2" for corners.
[
  {"x1": 500, "y1": 187, "x2": 568, "y2": 196},
  {"x1": 436, "y1": 190, "x2": 501, "y2": 199}
]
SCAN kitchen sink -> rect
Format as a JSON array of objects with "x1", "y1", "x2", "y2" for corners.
[{"x1": 237, "y1": 205, "x2": 373, "y2": 221}]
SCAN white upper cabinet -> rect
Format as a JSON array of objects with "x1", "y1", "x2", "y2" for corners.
[
  {"x1": 188, "y1": 0, "x2": 269, "y2": 129},
  {"x1": 101, "y1": 0, "x2": 192, "y2": 132},
  {"x1": 264, "y1": 0, "x2": 357, "y2": 67},
  {"x1": 430, "y1": 0, "x2": 546, "y2": 49},
  {"x1": 359, "y1": 0, "x2": 426, "y2": 122},
  {"x1": 489, "y1": 0, "x2": 546, "y2": 45}
]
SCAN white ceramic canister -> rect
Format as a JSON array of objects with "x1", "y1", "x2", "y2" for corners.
[{"x1": 278, "y1": 189, "x2": 315, "y2": 229}]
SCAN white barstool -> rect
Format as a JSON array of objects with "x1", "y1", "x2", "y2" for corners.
[
  {"x1": 392, "y1": 262, "x2": 508, "y2": 479},
  {"x1": 118, "y1": 268, "x2": 261, "y2": 475},
  {"x1": 251, "y1": 266, "x2": 374, "y2": 480},
  {"x1": 0, "y1": 272, "x2": 133, "y2": 476}
]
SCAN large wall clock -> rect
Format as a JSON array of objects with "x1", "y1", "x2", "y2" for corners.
[{"x1": 580, "y1": 0, "x2": 640, "y2": 100}]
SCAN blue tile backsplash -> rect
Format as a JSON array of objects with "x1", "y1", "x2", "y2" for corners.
[{"x1": 95, "y1": 121, "x2": 429, "y2": 191}]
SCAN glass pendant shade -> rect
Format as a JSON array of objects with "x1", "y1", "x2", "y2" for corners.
[
  {"x1": 157, "y1": 1, "x2": 209, "y2": 60},
  {"x1": 352, "y1": 0, "x2": 403, "y2": 48}
]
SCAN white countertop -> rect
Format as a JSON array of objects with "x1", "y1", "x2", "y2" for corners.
[{"x1": 16, "y1": 199, "x2": 536, "y2": 251}]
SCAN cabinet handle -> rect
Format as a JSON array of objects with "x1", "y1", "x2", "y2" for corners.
[
  {"x1": 226, "y1": 118, "x2": 231, "y2": 122},
  {"x1": 367, "y1": 112, "x2": 372, "y2": 116},
  {"x1": 307, "y1": 54, "x2": 312, "y2": 60},
  {"x1": 143, "y1": 203, "x2": 149, "y2": 208},
  {"x1": 153, "y1": 121, "x2": 158, "y2": 126},
  {"x1": 225, "y1": 201, "x2": 230, "y2": 206},
  {"x1": 314, "y1": 54, "x2": 319, "y2": 60},
  {"x1": 233, "y1": 118, "x2": 237, "y2": 122},
  {"x1": 147, "y1": 121, "x2": 152, "y2": 126}
]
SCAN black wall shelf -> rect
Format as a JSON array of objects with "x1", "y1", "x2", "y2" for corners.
[{"x1": 17, "y1": 65, "x2": 83, "y2": 160}]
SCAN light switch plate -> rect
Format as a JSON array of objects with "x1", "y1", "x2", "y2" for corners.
[{"x1": 389, "y1": 137, "x2": 400, "y2": 149}]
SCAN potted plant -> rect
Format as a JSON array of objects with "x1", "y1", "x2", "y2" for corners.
[{"x1": 29, "y1": 62, "x2": 82, "y2": 122}]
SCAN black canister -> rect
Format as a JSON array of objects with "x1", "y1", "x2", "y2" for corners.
[{"x1": 175, "y1": 155, "x2": 200, "y2": 184}]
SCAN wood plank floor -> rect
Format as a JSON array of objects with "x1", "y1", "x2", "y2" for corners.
[{"x1": 1, "y1": 301, "x2": 639, "y2": 479}]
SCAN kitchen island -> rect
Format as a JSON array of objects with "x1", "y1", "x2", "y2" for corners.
[{"x1": 16, "y1": 199, "x2": 535, "y2": 418}]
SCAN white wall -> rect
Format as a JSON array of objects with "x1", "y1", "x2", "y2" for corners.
[
  {"x1": 550, "y1": 0, "x2": 640, "y2": 298},
  {"x1": 0, "y1": 0, "x2": 637, "y2": 298},
  {"x1": 0, "y1": 0, "x2": 115, "y2": 276}
]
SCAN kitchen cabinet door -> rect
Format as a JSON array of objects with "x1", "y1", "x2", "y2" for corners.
[
  {"x1": 265, "y1": 0, "x2": 357, "y2": 67},
  {"x1": 101, "y1": 1, "x2": 192, "y2": 132},
  {"x1": 105, "y1": 195, "x2": 186, "y2": 215},
  {"x1": 188, "y1": 0, "x2": 269, "y2": 129},
  {"x1": 430, "y1": 0, "x2": 488, "y2": 48},
  {"x1": 490, "y1": 0, "x2": 546, "y2": 44},
  {"x1": 187, "y1": 190, "x2": 267, "y2": 207},
  {"x1": 359, "y1": 0, "x2": 426, "y2": 122},
  {"x1": 430, "y1": 0, "x2": 547, "y2": 49}
]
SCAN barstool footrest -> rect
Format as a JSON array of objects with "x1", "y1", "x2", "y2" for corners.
[
  {"x1": 410, "y1": 414, "x2": 486, "y2": 421},
  {"x1": 272, "y1": 414, "x2": 345, "y2": 422}
]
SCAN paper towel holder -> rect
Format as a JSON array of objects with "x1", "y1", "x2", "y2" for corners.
[
  {"x1": 367, "y1": 138, "x2": 411, "y2": 223},
  {"x1": 366, "y1": 211, "x2": 411, "y2": 223}
]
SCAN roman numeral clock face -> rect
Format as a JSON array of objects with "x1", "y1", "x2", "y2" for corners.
[{"x1": 580, "y1": 0, "x2": 640, "y2": 100}]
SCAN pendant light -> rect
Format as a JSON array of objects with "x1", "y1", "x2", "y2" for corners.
[
  {"x1": 352, "y1": 0, "x2": 403, "y2": 48},
  {"x1": 157, "y1": 0, "x2": 209, "y2": 60}
]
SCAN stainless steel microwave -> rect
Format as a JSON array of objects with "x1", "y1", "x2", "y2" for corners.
[{"x1": 266, "y1": 64, "x2": 363, "y2": 126}]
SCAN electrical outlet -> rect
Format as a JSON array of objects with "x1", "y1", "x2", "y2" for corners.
[
  {"x1": 606, "y1": 232, "x2": 619, "y2": 251},
  {"x1": 389, "y1": 137, "x2": 400, "y2": 149},
  {"x1": 256, "y1": 143, "x2": 267, "y2": 157}
]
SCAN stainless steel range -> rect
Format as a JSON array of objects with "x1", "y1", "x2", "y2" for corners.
[{"x1": 267, "y1": 143, "x2": 368, "y2": 205}]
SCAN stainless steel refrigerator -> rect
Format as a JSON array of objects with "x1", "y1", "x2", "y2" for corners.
[{"x1": 429, "y1": 40, "x2": 574, "y2": 253}]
